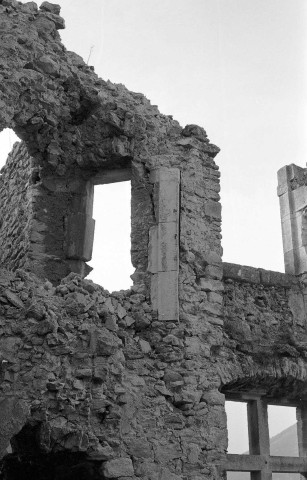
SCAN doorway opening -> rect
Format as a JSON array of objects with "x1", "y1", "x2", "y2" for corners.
[
  {"x1": 0, "y1": 129, "x2": 19, "y2": 170},
  {"x1": 87, "y1": 181, "x2": 133, "y2": 291}
]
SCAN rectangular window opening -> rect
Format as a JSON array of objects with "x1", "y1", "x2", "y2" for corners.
[
  {"x1": 226, "y1": 400, "x2": 249, "y2": 454},
  {"x1": 227, "y1": 472, "x2": 250, "y2": 480},
  {"x1": 268, "y1": 405, "x2": 298, "y2": 457},
  {"x1": 87, "y1": 181, "x2": 133, "y2": 292}
]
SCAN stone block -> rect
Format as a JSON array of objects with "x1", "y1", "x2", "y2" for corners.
[
  {"x1": 205, "y1": 264, "x2": 223, "y2": 280},
  {"x1": 40, "y1": 1, "x2": 61, "y2": 15},
  {"x1": 149, "y1": 167, "x2": 180, "y2": 223},
  {"x1": 278, "y1": 192, "x2": 291, "y2": 218},
  {"x1": 102, "y1": 458, "x2": 134, "y2": 478},
  {"x1": 204, "y1": 200, "x2": 221, "y2": 220},
  {"x1": 259, "y1": 269, "x2": 296, "y2": 287},
  {"x1": 284, "y1": 250, "x2": 297, "y2": 275},
  {"x1": 199, "y1": 278, "x2": 224, "y2": 292},
  {"x1": 151, "y1": 271, "x2": 178, "y2": 321},
  {"x1": 293, "y1": 185, "x2": 307, "y2": 213},
  {"x1": 280, "y1": 214, "x2": 297, "y2": 253},
  {"x1": 289, "y1": 291, "x2": 307, "y2": 326},
  {"x1": 277, "y1": 165, "x2": 289, "y2": 190},
  {"x1": 148, "y1": 223, "x2": 178, "y2": 273},
  {"x1": 290, "y1": 247, "x2": 307, "y2": 275},
  {"x1": 222, "y1": 263, "x2": 260, "y2": 284},
  {"x1": 0, "y1": 398, "x2": 29, "y2": 458},
  {"x1": 66, "y1": 213, "x2": 95, "y2": 261},
  {"x1": 94, "y1": 327, "x2": 122, "y2": 356},
  {"x1": 208, "y1": 292, "x2": 223, "y2": 304}
]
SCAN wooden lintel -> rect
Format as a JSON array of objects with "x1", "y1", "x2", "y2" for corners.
[{"x1": 92, "y1": 168, "x2": 131, "y2": 185}]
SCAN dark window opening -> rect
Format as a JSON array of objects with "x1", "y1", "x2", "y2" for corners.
[
  {"x1": 87, "y1": 180, "x2": 133, "y2": 291},
  {"x1": 0, "y1": 423, "x2": 101, "y2": 480}
]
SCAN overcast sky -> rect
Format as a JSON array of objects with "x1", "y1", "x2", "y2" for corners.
[
  {"x1": 1, "y1": 0, "x2": 306, "y2": 290},
  {"x1": 0, "y1": 0, "x2": 306, "y2": 452},
  {"x1": 58, "y1": 0, "x2": 307, "y2": 283}
]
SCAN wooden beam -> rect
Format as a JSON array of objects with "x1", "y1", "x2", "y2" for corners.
[
  {"x1": 297, "y1": 405, "x2": 307, "y2": 458},
  {"x1": 224, "y1": 454, "x2": 266, "y2": 471},
  {"x1": 92, "y1": 168, "x2": 131, "y2": 185},
  {"x1": 247, "y1": 399, "x2": 270, "y2": 456},
  {"x1": 269, "y1": 456, "x2": 307, "y2": 473},
  {"x1": 224, "y1": 454, "x2": 307, "y2": 474}
]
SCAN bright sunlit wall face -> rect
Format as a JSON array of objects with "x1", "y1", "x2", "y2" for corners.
[{"x1": 87, "y1": 181, "x2": 133, "y2": 292}]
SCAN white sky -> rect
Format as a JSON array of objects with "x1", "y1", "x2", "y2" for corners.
[{"x1": 1, "y1": 0, "x2": 306, "y2": 289}]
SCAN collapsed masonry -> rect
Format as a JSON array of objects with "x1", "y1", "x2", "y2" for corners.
[{"x1": 0, "y1": 1, "x2": 307, "y2": 479}]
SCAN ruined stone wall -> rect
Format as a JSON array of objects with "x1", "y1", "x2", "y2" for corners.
[
  {"x1": 0, "y1": 140, "x2": 92, "y2": 283},
  {"x1": 0, "y1": 142, "x2": 33, "y2": 271},
  {"x1": 0, "y1": 263, "x2": 307, "y2": 479},
  {"x1": 222, "y1": 262, "x2": 307, "y2": 373},
  {"x1": 1, "y1": 1, "x2": 307, "y2": 479}
]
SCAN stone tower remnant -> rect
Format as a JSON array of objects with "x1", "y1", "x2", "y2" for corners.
[
  {"x1": 0, "y1": 1, "x2": 307, "y2": 479},
  {"x1": 278, "y1": 164, "x2": 307, "y2": 276}
]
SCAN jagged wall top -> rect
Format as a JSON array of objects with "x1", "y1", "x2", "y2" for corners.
[{"x1": 0, "y1": 0, "x2": 219, "y2": 177}]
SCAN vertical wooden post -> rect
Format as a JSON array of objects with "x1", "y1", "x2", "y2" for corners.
[
  {"x1": 297, "y1": 405, "x2": 307, "y2": 480},
  {"x1": 248, "y1": 398, "x2": 271, "y2": 480}
]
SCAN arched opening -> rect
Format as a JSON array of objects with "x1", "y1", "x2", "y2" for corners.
[
  {"x1": 0, "y1": 423, "x2": 101, "y2": 480},
  {"x1": 0, "y1": 129, "x2": 20, "y2": 170}
]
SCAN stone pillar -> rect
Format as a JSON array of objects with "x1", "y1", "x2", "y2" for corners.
[
  {"x1": 277, "y1": 164, "x2": 307, "y2": 275},
  {"x1": 148, "y1": 167, "x2": 180, "y2": 321},
  {"x1": 38, "y1": 176, "x2": 95, "y2": 282},
  {"x1": 65, "y1": 180, "x2": 95, "y2": 276}
]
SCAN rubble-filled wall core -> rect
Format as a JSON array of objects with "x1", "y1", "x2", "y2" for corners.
[{"x1": 1, "y1": 1, "x2": 307, "y2": 480}]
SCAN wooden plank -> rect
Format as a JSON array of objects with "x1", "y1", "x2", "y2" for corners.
[
  {"x1": 247, "y1": 399, "x2": 270, "y2": 456},
  {"x1": 224, "y1": 454, "x2": 307, "y2": 474},
  {"x1": 93, "y1": 168, "x2": 131, "y2": 185},
  {"x1": 224, "y1": 454, "x2": 265, "y2": 471},
  {"x1": 297, "y1": 405, "x2": 307, "y2": 457},
  {"x1": 269, "y1": 456, "x2": 307, "y2": 473}
]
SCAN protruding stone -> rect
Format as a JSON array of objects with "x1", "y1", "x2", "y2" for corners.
[
  {"x1": 40, "y1": 1, "x2": 61, "y2": 15},
  {"x1": 102, "y1": 458, "x2": 134, "y2": 478}
]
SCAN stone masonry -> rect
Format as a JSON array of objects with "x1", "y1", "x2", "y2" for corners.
[{"x1": 0, "y1": 1, "x2": 307, "y2": 479}]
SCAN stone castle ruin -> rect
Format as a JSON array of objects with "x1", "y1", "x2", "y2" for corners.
[{"x1": 0, "y1": 1, "x2": 307, "y2": 479}]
